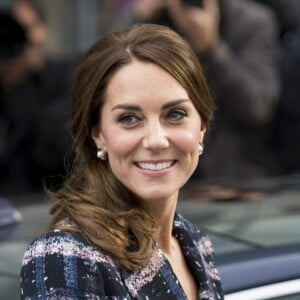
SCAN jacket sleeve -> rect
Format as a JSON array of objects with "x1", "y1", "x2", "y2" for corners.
[{"x1": 20, "y1": 230, "x2": 106, "y2": 299}]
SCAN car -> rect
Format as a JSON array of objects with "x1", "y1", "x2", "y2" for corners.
[
  {"x1": 0, "y1": 194, "x2": 51, "y2": 300},
  {"x1": 178, "y1": 173, "x2": 300, "y2": 299},
  {"x1": 1, "y1": 174, "x2": 300, "y2": 299}
]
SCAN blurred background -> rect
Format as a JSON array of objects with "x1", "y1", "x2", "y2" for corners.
[
  {"x1": 0, "y1": 1, "x2": 300, "y2": 298},
  {"x1": 0, "y1": 0, "x2": 133, "y2": 195},
  {"x1": 1, "y1": 0, "x2": 127, "y2": 58},
  {"x1": 0, "y1": 0, "x2": 300, "y2": 195}
]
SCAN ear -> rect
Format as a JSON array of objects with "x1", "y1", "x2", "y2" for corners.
[
  {"x1": 91, "y1": 126, "x2": 107, "y2": 151},
  {"x1": 199, "y1": 122, "x2": 207, "y2": 143}
]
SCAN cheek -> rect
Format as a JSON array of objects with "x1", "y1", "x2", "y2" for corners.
[
  {"x1": 174, "y1": 128, "x2": 201, "y2": 154},
  {"x1": 103, "y1": 131, "x2": 139, "y2": 157}
]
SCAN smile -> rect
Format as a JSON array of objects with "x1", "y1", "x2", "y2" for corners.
[{"x1": 136, "y1": 161, "x2": 175, "y2": 171}]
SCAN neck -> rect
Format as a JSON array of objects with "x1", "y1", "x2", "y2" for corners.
[
  {"x1": 157, "y1": 215, "x2": 176, "y2": 254},
  {"x1": 151, "y1": 201, "x2": 178, "y2": 253},
  {"x1": 138, "y1": 192, "x2": 179, "y2": 253}
]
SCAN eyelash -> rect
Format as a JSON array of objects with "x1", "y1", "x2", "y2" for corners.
[
  {"x1": 167, "y1": 109, "x2": 188, "y2": 121},
  {"x1": 117, "y1": 109, "x2": 188, "y2": 126},
  {"x1": 117, "y1": 114, "x2": 140, "y2": 125}
]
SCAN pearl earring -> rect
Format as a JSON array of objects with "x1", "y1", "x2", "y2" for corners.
[
  {"x1": 97, "y1": 149, "x2": 107, "y2": 160},
  {"x1": 198, "y1": 143, "x2": 204, "y2": 156}
]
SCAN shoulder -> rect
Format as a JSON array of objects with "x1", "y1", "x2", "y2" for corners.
[
  {"x1": 174, "y1": 214, "x2": 223, "y2": 295},
  {"x1": 20, "y1": 230, "x2": 121, "y2": 298},
  {"x1": 174, "y1": 213, "x2": 205, "y2": 236},
  {"x1": 174, "y1": 213, "x2": 216, "y2": 256},
  {"x1": 23, "y1": 230, "x2": 86, "y2": 262},
  {"x1": 22, "y1": 229, "x2": 116, "y2": 268}
]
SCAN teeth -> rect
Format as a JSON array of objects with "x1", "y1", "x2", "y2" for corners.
[{"x1": 137, "y1": 161, "x2": 173, "y2": 171}]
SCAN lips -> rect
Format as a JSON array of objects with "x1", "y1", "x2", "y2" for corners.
[{"x1": 136, "y1": 161, "x2": 175, "y2": 171}]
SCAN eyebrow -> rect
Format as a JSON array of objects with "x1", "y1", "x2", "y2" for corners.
[{"x1": 111, "y1": 99, "x2": 190, "y2": 111}]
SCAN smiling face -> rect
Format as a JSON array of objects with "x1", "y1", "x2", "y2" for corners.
[{"x1": 92, "y1": 60, "x2": 206, "y2": 208}]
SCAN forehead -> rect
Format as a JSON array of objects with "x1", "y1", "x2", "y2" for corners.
[{"x1": 104, "y1": 60, "x2": 189, "y2": 107}]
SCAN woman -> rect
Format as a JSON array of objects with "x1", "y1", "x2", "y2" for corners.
[{"x1": 20, "y1": 24, "x2": 223, "y2": 299}]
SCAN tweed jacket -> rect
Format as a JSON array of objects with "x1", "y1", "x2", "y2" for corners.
[{"x1": 20, "y1": 213, "x2": 223, "y2": 299}]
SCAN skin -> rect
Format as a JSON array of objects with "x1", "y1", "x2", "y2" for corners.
[
  {"x1": 92, "y1": 60, "x2": 205, "y2": 210},
  {"x1": 133, "y1": 0, "x2": 220, "y2": 53},
  {"x1": 166, "y1": 0, "x2": 220, "y2": 53},
  {"x1": 0, "y1": 2, "x2": 47, "y2": 88},
  {"x1": 92, "y1": 59, "x2": 206, "y2": 299},
  {"x1": 133, "y1": 0, "x2": 167, "y2": 21},
  {"x1": 13, "y1": 1, "x2": 47, "y2": 71}
]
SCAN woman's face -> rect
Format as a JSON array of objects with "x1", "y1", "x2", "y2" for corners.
[{"x1": 92, "y1": 60, "x2": 206, "y2": 207}]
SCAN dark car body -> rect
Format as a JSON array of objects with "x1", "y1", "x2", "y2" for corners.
[{"x1": 178, "y1": 174, "x2": 300, "y2": 299}]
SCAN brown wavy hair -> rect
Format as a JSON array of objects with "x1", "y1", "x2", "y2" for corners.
[{"x1": 48, "y1": 24, "x2": 214, "y2": 271}]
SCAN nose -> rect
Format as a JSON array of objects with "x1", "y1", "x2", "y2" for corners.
[{"x1": 142, "y1": 120, "x2": 169, "y2": 151}]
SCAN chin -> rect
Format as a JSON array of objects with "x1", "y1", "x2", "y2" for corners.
[{"x1": 135, "y1": 188, "x2": 178, "y2": 203}]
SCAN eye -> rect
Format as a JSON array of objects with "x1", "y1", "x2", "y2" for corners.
[
  {"x1": 117, "y1": 113, "x2": 140, "y2": 125},
  {"x1": 167, "y1": 109, "x2": 187, "y2": 121}
]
